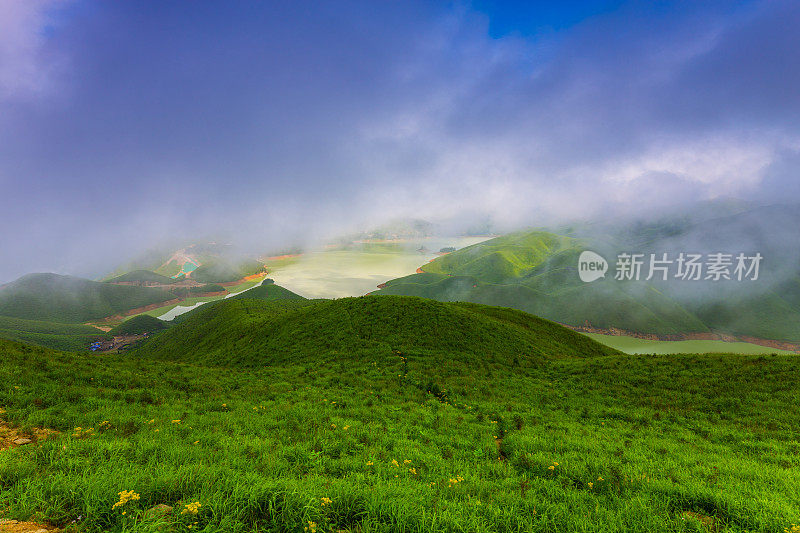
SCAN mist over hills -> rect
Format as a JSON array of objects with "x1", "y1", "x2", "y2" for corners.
[{"x1": 376, "y1": 205, "x2": 800, "y2": 343}]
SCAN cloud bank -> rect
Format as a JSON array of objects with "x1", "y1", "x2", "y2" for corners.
[{"x1": 0, "y1": 0, "x2": 798, "y2": 281}]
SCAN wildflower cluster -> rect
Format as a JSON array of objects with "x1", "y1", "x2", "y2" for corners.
[
  {"x1": 320, "y1": 497, "x2": 332, "y2": 507},
  {"x1": 181, "y1": 501, "x2": 202, "y2": 515},
  {"x1": 112, "y1": 490, "x2": 140, "y2": 511},
  {"x1": 304, "y1": 521, "x2": 317, "y2": 532},
  {"x1": 72, "y1": 426, "x2": 94, "y2": 439},
  {"x1": 547, "y1": 461, "x2": 559, "y2": 471},
  {"x1": 448, "y1": 475, "x2": 464, "y2": 488},
  {"x1": 785, "y1": 525, "x2": 800, "y2": 533},
  {"x1": 98, "y1": 420, "x2": 112, "y2": 431}
]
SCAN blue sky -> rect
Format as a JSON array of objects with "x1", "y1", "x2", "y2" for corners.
[{"x1": 0, "y1": 0, "x2": 798, "y2": 281}]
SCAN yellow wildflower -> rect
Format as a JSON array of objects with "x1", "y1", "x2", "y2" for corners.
[
  {"x1": 320, "y1": 497, "x2": 332, "y2": 507},
  {"x1": 181, "y1": 501, "x2": 201, "y2": 515},
  {"x1": 112, "y1": 490, "x2": 140, "y2": 510}
]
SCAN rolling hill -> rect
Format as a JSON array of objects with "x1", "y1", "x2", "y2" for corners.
[
  {"x1": 0, "y1": 315, "x2": 109, "y2": 351},
  {"x1": 0, "y1": 273, "x2": 175, "y2": 323},
  {"x1": 140, "y1": 295, "x2": 618, "y2": 367},
  {"x1": 1, "y1": 299, "x2": 797, "y2": 531},
  {"x1": 106, "y1": 270, "x2": 175, "y2": 284},
  {"x1": 375, "y1": 214, "x2": 800, "y2": 342},
  {"x1": 108, "y1": 314, "x2": 169, "y2": 336}
]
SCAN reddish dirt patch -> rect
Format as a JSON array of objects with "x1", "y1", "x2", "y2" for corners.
[
  {"x1": 415, "y1": 267, "x2": 425, "y2": 274},
  {"x1": 0, "y1": 408, "x2": 58, "y2": 452},
  {"x1": 98, "y1": 298, "x2": 183, "y2": 324},
  {"x1": 192, "y1": 291, "x2": 227, "y2": 297},
  {"x1": 376, "y1": 283, "x2": 387, "y2": 289},
  {"x1": 681, "y1": 511, "x2": 717, "y2": 530},
  {"x1": 0, "y1": 519, "x2": 60, "y2": 532},
  {"x1": 264, "y1": 254, "x2": 302, "y2": 261}
]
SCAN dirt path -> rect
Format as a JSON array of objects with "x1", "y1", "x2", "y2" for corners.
[{"x1": 0, "y1": 409, "x2": 61, "y2": 532}]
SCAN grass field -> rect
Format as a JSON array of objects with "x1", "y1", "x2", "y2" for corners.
[
  {"x1": 0, "y1": 315, "x2": 109, "y2": 352},
  {"x1": 0, "y1": 296, "x2": 797, "y2": 532},
  {"x1": 584, "y1": 333, "x2": 796, "y2": 355}
]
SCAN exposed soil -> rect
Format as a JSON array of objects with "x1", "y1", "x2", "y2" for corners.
[
  {"x1": 98, "y1": 298, "x2": 183, "y2": 324},
  {"x1": 565, "y1": 323, "x2": 800, "y2": 352},
  {"x1": 376, "y1": 283, "x2": 387, "y2": 289},
  {"x1": 415, "y1": 267, "x2": 425, "y2": 274},
  {"x1": 0, "y1": 520, "x2": 60, "y2": 533},
  {"x1": 263, "y1": 254, "x2": 302, "y2": 261},
  {"x1": 0, "y1": 410, "x2": 61, "y2": 532},
  {"x1": 0, "y1": 409, "x2": 58, "y2": 453},
  {"x1": 219, "y1": 274, "x2": 267, "y2": 287}
]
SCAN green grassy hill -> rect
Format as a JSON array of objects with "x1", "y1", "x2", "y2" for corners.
[
  {"x1": 227, "y1": 282, "x2": 305, "y2": 302},
  {"x1": 192, "y1": 259, "x2": 265, "y2": 283},
  {"x1": 376, "y1": 226, "x2": 800, "y2": 341},
  {"x1": 106, "y1": 270, "x2": 175, "y2": 284},
  {"x1": 140, "y1": 296, "x2": 617, "y2": 367},
  {"x1": 0, "y1": 273, "x2": 175, "y2": 323},
  {"x1": 109, "y1": 315, "x2": 169, "y2": 336},
  {"x1": 0, "y1": 306, "x2": 797, "y2": 532},
  {"x1": 0, "y1": 315, "x2": 109, "y2": 351}
]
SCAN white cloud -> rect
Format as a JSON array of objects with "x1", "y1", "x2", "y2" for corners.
[{"x1": 0, "y1": 0, "x2": 66, "y2": 100}]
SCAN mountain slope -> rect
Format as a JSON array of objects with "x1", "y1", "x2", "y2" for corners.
[
  {"x1": 375, "y1": 215, "x2": 800, "y2": 341},
  {"x1": 141, "y1": 295, "x2": 618, "y2": 366},
  {"x1": 0, "y1": 315, "x2": 109, "y2": 351},
  {"x1": 106, "y1": 270, "x2": 175, "y2": 284},
  {"x1": 0, "y1": 273, "x2": 175, "y2": 323}
]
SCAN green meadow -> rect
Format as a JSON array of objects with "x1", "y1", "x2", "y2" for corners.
[
  {"x1": 584, "y1": 333, "x2": 795, "y2": 355},
  {"x1": 0, "y1": 296, "x2": 797, "y2": 532}
]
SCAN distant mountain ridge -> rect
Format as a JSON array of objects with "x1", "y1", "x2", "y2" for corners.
[
  {"x1": 0, "y1": 273, "x2": 175, "y2": 323},
  {"x1": 375, "y1": 207, "x2": 800, "y2": 342}
]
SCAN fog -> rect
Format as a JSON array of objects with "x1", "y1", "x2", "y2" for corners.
[{"x1": 1, "y1": 1, "x2": 799, "y2": 283}]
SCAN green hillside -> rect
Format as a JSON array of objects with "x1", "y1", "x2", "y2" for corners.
[
  {"x1": 106, "y1": 270, "x2": 175, "y2": 284},
  {"x1": 1, "y1": 311, "x2": 798, "y2": 531},
  {"x1": 0, "y1": 315, "x2": 109, "y2": 351},
  {"x1": 376, "y1": 227, "x2": 800, "y2": 342},
  {"x1": 0, "y1": 273, "x2": 175, "y2": 323},
  {"x1": 227, "y1": 282, "x2": 305, "y2": 302},
  {"x1": 141, "y1": 296, "x2": 617, "y2": 367},
  {"x1": 109, "y1": 315, "x2": 169, "y2": 336},
  {"x1": 192, "y1": 259, "x2": 265, "y2": 283}
]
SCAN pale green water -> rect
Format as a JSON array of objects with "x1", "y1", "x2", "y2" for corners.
[
  {"x1": 584, "y1": 333, "x2": 794, "y2": 355},
  {"x1": 265, "y1": 237, "x2": 490, "y2": 299}
]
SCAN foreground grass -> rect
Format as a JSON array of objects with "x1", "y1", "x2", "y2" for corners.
[{"x1": 0, "y1": 340, "x2": 798, "y2": 532}]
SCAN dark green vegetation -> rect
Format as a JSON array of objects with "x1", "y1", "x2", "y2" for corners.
[
  {"x1": 0, "y1": 315, "x2": 109, "y2": 351},
  {"x1": 109, "y1": 315, "x2": 169, "y2": 336},
  {"x1": 376, "y1": 217, "x2": 800, "y2": 341},
  {"x1": 377, "y1": 231, "x2": 710, "y2": 336},
  {"x1": 0, "y1": 274, "x2": 173, "y2": 323},
  {"x1": 0, "y1": 296, "x2": 797, "y2": 532},
  {"x1": 228, "y1": 283, "x2": 304, "y2": 302},
  {"x1": 169, "y1": 283, "x2": 309, "y2": 325},
  {"x1": 142, "y1": 296, "x2": 615, "y2": 367},
  {"x1": 106, "y1": 270, "x2": 175, "y2": 285},
  {"x1": 192, "y1": 260, "x2": 265, "y2": 283}
]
